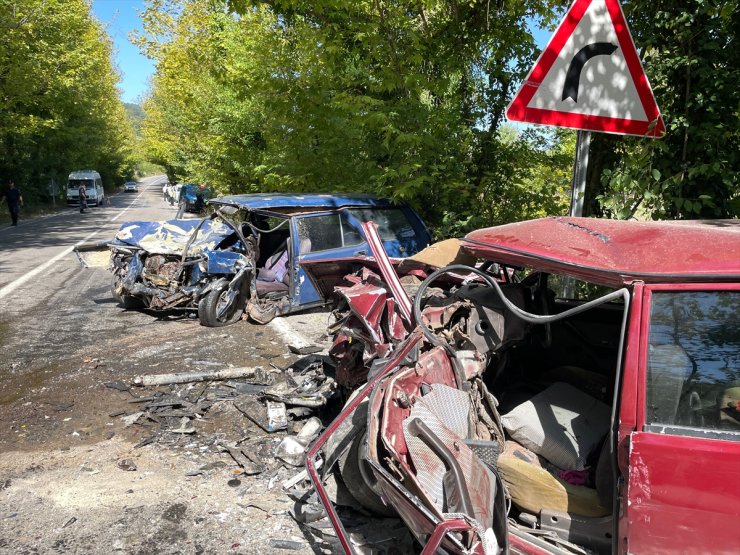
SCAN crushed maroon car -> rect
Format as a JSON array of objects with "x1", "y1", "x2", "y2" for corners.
[{"x1": 304, "y1": 217, "x2": 740, "y2": 555}]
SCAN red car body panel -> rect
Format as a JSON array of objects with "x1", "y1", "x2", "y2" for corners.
[
  {"x1": 626, "y1": 431, "x2": 740, "y2": 554},
  {"x1": 464, "y1": 217, "x2": 740, "y2": 285},
  {"x1": 306, "y1": 217, "x2": 740, "y2": 554},
  {"x1": 616, "y1": 282, "x2": 740, "y2": 554}
]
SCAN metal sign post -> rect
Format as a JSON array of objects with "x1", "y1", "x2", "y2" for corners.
[{"x1": 569, "y1": 130, "x2": 590, "y2": 217}]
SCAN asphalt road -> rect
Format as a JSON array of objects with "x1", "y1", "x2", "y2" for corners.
[
  {"x1": 0, "y1": 175, "x2": 172, "y2": 292},
  {"x1": 0, "y1": 176, "x2": 335, "y2": 554}
]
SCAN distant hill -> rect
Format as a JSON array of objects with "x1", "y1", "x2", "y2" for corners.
[{"x1": 125, "y1": 103, "x2": 145, "y2": 139}]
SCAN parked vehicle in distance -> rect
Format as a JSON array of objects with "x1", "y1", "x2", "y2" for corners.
[
  {"x1": 123, "y1": 181, "x2": 138, "y2": 193},
  {"x1": 306, "y1": 217, "x2": 740, "y2": 555},
  {"x1": 109, "y1": 193, "x2": 431, "y2": 327},
  {"x1": 67, "y1": 170, "x2": 104, "y2": 206}
]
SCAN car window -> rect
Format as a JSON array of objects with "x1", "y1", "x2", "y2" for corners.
[
  {"x1": 348, "y1": 208, "x2": 417, "y2": 242},
  {"x1": 296, "y1": 214, "x2": 343, "y2": 253},
  {"x1": 646, "y1": 290, "x2": 740, "y2": 437},
  {"x1": 548, "y1": 274, "x2": 618, "y2": 302},
  {"x1": 340, "y1": 216, "x2": 363, "y2": 247}
]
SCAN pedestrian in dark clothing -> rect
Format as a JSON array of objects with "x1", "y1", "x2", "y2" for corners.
[
  {"x1": 79, "y1": 183, "x2": 87, "y2": 213},
  {"x1": 1, "y1": 180, "x2": 23, "y2": 226}
]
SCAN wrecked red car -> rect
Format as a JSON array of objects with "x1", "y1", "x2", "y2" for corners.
[{"x1": 306, "y1": 217, "x2": 740, "y2": 554}]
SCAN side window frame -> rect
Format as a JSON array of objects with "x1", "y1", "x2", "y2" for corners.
[
  {"x1": 295, "y1": 211, "x2": 357, "y2": 254},
  {"x1": 338, "y1": 210, "x2": 363, "y2": 248},
  {"x1": 640, "y1": 283, "x2": 740, "y2": 442}
]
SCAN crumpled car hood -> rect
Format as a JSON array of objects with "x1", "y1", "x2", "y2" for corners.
[{"x1": 111, "y1": 218, "x2": 234, "y2": 256}]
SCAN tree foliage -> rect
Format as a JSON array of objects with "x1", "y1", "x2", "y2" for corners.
[
  {"x1": 0, "y1": 0, "x2": 134, "y2": 202},
  {"x1": 138, "y1": 0, "x2": 573, "y2": 235},
  {"x1": 592, "y1": 0, "x2": 740, "y2": 219}
]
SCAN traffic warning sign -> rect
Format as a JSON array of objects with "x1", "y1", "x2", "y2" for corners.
[{"x1": 506, "y1": 0, "x2": 665, "y2": 137}]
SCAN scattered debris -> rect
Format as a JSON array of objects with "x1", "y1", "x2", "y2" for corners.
[
  {"x1": 268, "y1": 538, "x2": 305, "y2": 551},
  {"x1": 132, "y1": 366, "x2": 272, "y2": 387},
  {"x1": 222, "y1": 445, "x2": 264, "y2": 476},
  {"x1": 104, "y1": 381, "x2": 130, "y2": 392},
  {"x1": 116, "y1": 459, "x2": 137, "y2": 472},
  {"x1": 234, "y1": 398, "x2": 288, "y2": 433},
  {"x1": 275, "y1": 417, "x2": 322, "y2": 466}
]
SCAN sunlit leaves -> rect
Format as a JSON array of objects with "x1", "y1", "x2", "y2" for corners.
[
  {"x1": 0, "y1": 0, "x2": 134, "y2": 201},
  {"x1": 140, "y1": 0, "x2": 574, "y2": 232},
  {"x1": 595, "y1": 0, "x2": 739, "y2": 219}
]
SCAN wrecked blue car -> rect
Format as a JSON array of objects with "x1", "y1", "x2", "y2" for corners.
[{"x1": 109, "y1": 193, "x2": 431, "y2": 327}]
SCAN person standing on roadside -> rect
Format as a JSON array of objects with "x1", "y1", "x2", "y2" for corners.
[
  {"x1": 176, "y1": 183, "x2": 187, "y2": 218},
  {"x1": 1, "y1": 180, "x2": 23, "y2": 226},
  {"x1": 78, "y1": 181, "x2": 87, "y2": 213}
]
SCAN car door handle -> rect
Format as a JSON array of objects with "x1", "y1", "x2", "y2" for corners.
[{"x1": 354, "y1": 250, "x2": 367, "y2": 256}]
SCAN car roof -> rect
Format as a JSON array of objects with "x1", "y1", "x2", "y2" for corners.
[
  {"x1": 463, "y1": 216, "x2": 740, "y2": 285},
  {"x1": 69, "y1": 170, "x2": 100, "y2": 178},
  {"x1": 210, "y1": 193, "x2": 399, "y2": 211}
]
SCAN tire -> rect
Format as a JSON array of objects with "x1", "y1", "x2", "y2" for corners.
[
  {"x1": 338, "y1": 432, "x2": 396, "y2": 517},
  {"x1": 111, "y1": 273, "x2": 144, "y2": 309},
  {"x1": 198, "y1": 283, "x2": 244, "y2": 327}
]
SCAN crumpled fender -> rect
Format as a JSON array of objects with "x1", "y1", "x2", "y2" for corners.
[{"x1": 198, "y1": 277, "x2": 229, "y2": 299}]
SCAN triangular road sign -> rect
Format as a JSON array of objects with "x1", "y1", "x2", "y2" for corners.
[{"x1": 506, "y1": 0, "x2": 665, "y2": 137}]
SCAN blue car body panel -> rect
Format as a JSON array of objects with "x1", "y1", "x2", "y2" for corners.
[
  {"x1": 182, "y1": 184, "x2": 211, "y2": 206},
  {"x1": 111, "y1": 193, "x2": 430, "y2": 318},
  {"x1": 210, "y1": 193, "x2": 400, "y2": 212},
  {"x1": 112, "y1": 219, "x2": 233, "y2": 256},
  {"x1": 207, "y1": 250, "x2": 249, "y2": 274}
]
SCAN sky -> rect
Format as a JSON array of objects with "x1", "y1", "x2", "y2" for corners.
[
  {"x1": 91, "y1": 0, "x2": 552, "y2": 107},
  {"x1": 91, "y1": 0, "x2": 153, "y2": 104}
]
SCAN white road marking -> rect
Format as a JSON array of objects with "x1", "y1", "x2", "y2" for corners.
[
  {"x1": 268, "y1": 317, "x2": 315, "y2": 352},
  {"x1": 110, "y1": 186, "x2": 148, "y2": 222},
  {"x1": 0, "y1": 228, "x2": 102, "y2": 301},
  {"x1": 0, "y1": 176, "x2": 166, "y2": 301}
]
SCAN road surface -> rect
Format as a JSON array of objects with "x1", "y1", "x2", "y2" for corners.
[{"x1": 0, "y1": 176, "x2": 333, "y2": 554}]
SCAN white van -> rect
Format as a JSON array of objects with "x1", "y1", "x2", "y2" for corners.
[{"x1": 67, "y1": 170, "x2": 104, "y2": 206}]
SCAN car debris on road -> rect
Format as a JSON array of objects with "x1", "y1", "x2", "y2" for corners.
[{"x1": 97, "y1": 216, "x2": 739, "y2": 555}]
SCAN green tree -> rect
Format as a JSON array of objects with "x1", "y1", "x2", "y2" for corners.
[
  {"x1": 0, "y1": 0, "x2": 134, "y2": 203},
  {"x1": 592, "y1": 0, "x2": 740, "y2": 219},
  {"x1": 139, "y1": 0, "x2": 572, "y2": 234}
]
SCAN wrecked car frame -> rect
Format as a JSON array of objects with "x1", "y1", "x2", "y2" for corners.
[
  {"x1": 109, "y1": 193, "x2": 431, "y2": 327},
  {"x1": 305, "y1": 217, "x2": 740, "y2": 555}
]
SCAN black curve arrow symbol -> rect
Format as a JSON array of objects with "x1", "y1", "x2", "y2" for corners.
[{"x1": 561, "y1": 42, "x2": 619, "y2": 102}]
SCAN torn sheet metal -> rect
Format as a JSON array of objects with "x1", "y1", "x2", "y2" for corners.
[{"x1": 112, "y1": 218, "x2": 233, "y2": 256}]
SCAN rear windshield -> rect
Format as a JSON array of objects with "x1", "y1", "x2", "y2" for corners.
[{"x1": 69, "y1": 179, "x2": 94, "y2": 188}]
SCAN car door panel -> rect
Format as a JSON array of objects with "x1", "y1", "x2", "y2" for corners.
[
  {"x1": 293, "y1": 212, "x2": 363, "y2": 307},
  {"x1": 624, "y1": 284, "x2": 740, "y2": 554},
  {"x1": 626, "y1": 431, "x2": 740, "y2": 554}
]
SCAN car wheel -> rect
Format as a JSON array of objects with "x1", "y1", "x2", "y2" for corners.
[
  {"x1": 198, "y1": 283, "x2": 244, "y2": 327},
  {"x1": 338, "y1": 431, "x2": 396, "y2": 517},
  {"x1": 111, "y1": 274, "x2": 143, "y2": 309}
]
